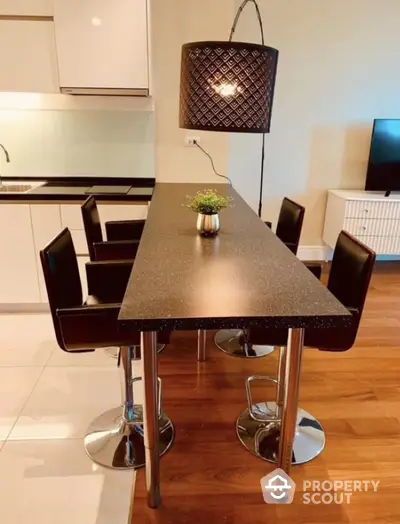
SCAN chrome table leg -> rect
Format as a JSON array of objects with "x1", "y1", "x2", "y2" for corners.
[
  {"x1": 278, "y1": 328, "x2": 304, "y2": 475},
  {"x1": 276, "y1": 345, "x2": 286, "y2": 418},
  {"x1": 142, "y1": 331, "x2": 160, "y2": 508},
  {"x1": 197, "y1": 329, "x2": 207, "y2": 362}
]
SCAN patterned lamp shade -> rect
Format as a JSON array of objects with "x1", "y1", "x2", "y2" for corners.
[{"x1": 179, "y1": 41, "x2": 279, "y2": 134}]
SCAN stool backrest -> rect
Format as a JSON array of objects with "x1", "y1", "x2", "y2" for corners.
[
  {"x1": 40, "y1": 228, "x2": 83, "y2": 349},
  {"x1": 306, "y1": 230, "x2": 376, "y2": 352},
  {"x1": 276, "y1": 198, "x2": 305, "y2": 255},
  {"x1": 81, "y1": 196, "x2": 103, "y2": 261},
  {"x1": 328, "y1": 231, "x2": 376, "y2": 319},
  {"x1": 247, "y1": 232, "x2": 376, "y2": 352}
]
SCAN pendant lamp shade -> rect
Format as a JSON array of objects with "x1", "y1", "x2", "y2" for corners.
[{"x1": 179, "y1": 41, "x2": 278, "y2": 134}]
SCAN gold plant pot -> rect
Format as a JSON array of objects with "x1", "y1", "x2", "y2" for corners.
[{"x1": 196, "y1": 213, "x2": 220, "y2": 236}]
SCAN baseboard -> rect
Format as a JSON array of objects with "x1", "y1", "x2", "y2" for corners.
[
  {"x1": 297, "y1": 245, "x2": 328, "y2": 261},
  {"x1": 376, "y1": 255, "x2": 400, "y2": 261},
  {"x1": 298, "y1": 245, "x2": 400, "y2": 263}
]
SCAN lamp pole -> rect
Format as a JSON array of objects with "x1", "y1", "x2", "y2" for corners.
[{"x1": 229, "y1": 0, "x2": 269, "y2": 219}]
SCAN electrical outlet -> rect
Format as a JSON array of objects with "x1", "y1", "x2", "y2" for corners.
[{"x1": 184, "y1": 136, "x2": 200, "y2": 147}]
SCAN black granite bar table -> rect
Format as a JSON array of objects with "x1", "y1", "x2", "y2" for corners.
[{"x1": 118, "y1": 183, "x2": 351, "y2": 510}]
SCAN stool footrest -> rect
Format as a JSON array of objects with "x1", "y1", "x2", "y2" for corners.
[{"x1": 245, "y1": 375, "x2": 280, "y2": 423}]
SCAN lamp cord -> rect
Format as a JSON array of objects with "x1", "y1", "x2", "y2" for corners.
[
  {"x1": 229, "y1": 0, "x2": 266, "y2": 218},
  {"x1": 194, "y1": 141, "x2": 232, "y2": 185}
]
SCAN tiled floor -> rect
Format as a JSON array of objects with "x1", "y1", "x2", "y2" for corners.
[{"x1": 0, "y1": 313, "x2": 137, "y2": 524}]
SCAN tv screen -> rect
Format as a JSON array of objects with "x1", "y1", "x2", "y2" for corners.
[{"x1": 365, "y1": 119, "x2": 400, "y2": 192}]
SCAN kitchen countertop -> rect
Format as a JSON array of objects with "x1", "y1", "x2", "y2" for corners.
[
  {"x1": 0, "y1": 176, "x2": 154, "y2": 202},
  {"x1": 119, "y1": 183, "x2": 351, "y2": 332}
]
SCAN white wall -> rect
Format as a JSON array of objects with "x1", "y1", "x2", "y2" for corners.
[
  {"x1": 151, "y1": 0, "x2": 234, "y2": 183},
  {"x1": 230, "y1": 0, "x2": 400, "y2": 245},
  {"x1": 0, "y1": 108, "x2": 154, "y2": 178}
]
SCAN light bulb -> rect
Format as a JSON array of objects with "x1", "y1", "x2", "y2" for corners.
[
  {"x1": 211, "y1": 82, "x2": 242, "y2": 98},
  {"x1": 219, "y1": 83, "x2": 236, "y2": 97}
]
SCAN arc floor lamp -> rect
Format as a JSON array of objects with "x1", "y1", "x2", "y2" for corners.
[
  {"x1": 179, "y1": 0, "x2": 279, "y2": 360},
  {"x1": 179, "y1": 0, "x2": 279, "y2": 218}
]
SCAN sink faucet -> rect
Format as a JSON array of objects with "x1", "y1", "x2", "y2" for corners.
[{"x1": 0, "y1": 144, "x2": 10, "y2": 186}]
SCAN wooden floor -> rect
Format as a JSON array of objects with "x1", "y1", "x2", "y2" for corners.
[{"x1": 131, "y1": 263, "x2": 400, "y2": 523}]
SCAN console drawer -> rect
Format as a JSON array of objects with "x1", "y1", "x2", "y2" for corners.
[
  {"x1": 343, "y1": 217, "x2": 400, "y2": 237},
  {"x1": 345, "y1": 200, "x2": 400, "y2": 220}
]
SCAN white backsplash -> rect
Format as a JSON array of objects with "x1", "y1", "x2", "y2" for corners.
[{"x1": 0, "y1": 110, "x2": 154, "y2": 178}]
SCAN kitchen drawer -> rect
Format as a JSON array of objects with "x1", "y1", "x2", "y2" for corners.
[
  {"x1": 0, "y1": 1, "x2": 53, "y2": 15},
  {"x1": 355, "y1": 236, "x2": 400, "y2": 255},
  {"x1": 60, "y1": 204, "x2": 84, "y2": 230},
  {"x1": 70, "y1": 229, "x2": 88, "y2": 256},
  {"x1": 343, "y1": 217, "x2": 400, "y2": 238},
  {"x1": 98, "y1": 204, "x2": 148, "y2": 223},
  {"x1": 345, "y1": 200, "x2": 400, "y2": 220}
]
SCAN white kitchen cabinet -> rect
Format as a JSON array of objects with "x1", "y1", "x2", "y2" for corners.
[
  {"x1": 0, "y1": 205, "x2": 40, "y2": 303},
  {"x1": 53, "y1": 0, "x2": 149, "y2": 95},
  {"x1": 60, "y1": 204, "x2": 89, "y2": 256},
  {"x1": 70, "y1": 230, "x2": 89, "y2": 256},
  {"x1": 0, "y1": 201, "x2": 148, "y2": 305},
  {"x1": 60, "y1": 204, "x2": 84, "y2": 230},
  {"x1": 0, "y1": 20, "x2": 59, "y2": 93},
  {"x1": 31, "y1": 205, "x2": 62, "y2": 302},
  {"x1": 0, "y1": 0, "x2": 53, "y2": 15},
  {"x1": 77, "y1": 256, "x2": 90, "y2": 298}
]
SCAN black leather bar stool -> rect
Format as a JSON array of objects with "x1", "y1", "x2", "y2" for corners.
[
  {"x1": 264, "y1": 197, "x2": 305, "y2": 254},
  {"x1": 81, "y1": 196, "x2": 165, "y2": 358},
  {"x1": 81, "y1": 196, "x2": 141, "y2": 262},
  {"x1": 236, "y1": 231, "x2": 375, "y2": 465},
  {"x1": 105, "y1": 216, "x2": 146, "y2": 242},
  {"x1": 215, "y1": 197, "x2": 306, "y2": 358},
  {"x1": 40, "y1": 228, "x2": 174, "y2": 469}
]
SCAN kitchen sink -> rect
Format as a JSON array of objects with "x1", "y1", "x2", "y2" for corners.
[{"x1": 0, "y1": 181, "x2": 45, "y2": 193}]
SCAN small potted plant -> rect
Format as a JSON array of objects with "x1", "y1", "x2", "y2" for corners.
[{"x1": 186, "y1": 189, "x2": 233, "y2": 236}]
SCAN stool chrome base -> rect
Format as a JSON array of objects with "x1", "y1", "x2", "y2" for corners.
[
  {"x1": 84, "y1": 406, "x2": 174, "y2": 469},
  {"x1": 104, "y1": 344, "x2": 166, "y2": 359},
  {"x1": 237, "y1": 402, "x2": 325, "y2": 465},
  {"x1": 214, "y1": 329, "x2": 276, "y2": 358}
]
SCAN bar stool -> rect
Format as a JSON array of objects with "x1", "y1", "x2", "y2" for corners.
[
  {"x1": 264, "y1": 197, "x2": 305, "y2": 254},
  {"x1": 236, "y1": 231, "x2": 375, "y2": 465},
  {"x1": 81, "y1": 196, "x2": 165, "y2": 357},
  {"x1": 40, "y1": 228, "x2": 174, "y2": 469},
  {"x1": 215, "y1": 197, "x2": 305, "y2": 358},
  {"x1": 81, "y1": 196, "x2": 141, "y2": 262}
]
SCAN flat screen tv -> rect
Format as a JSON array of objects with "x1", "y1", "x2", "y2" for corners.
[{"x1": 365, "y1": 119, "x2": 400, "y2": 195}]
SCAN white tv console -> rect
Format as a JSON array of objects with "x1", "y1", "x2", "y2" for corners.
[{"x1": 323, "y1": 190, "x2": 400, "y2": 255}]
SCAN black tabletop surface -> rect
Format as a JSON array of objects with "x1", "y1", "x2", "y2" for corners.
[{"x1": 119, "y1": 183, "x2": 351, "y2": 332}]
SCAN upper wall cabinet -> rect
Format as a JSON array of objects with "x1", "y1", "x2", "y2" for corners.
[
  {"x1": 0, "y1": 20, "x2": 59, "y2": 93},
  {"x1": 53, "y1": 0, "x2": 150, "y2": 96},
  {"x1": 0, "y1": 0, "x2": 52, "y2": 15}
]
